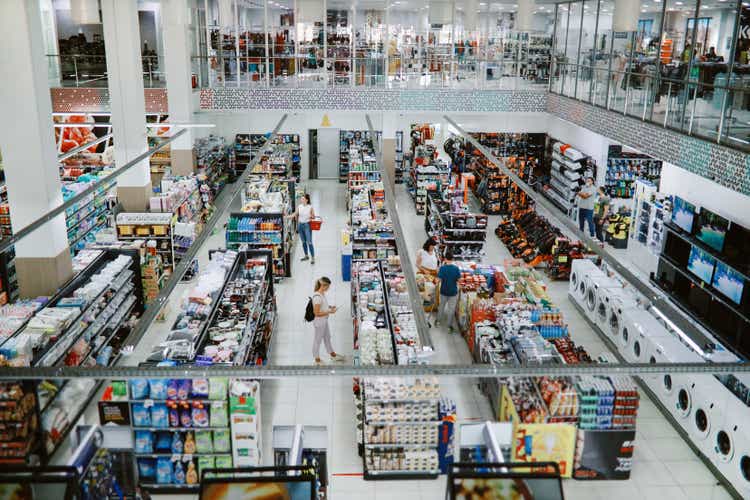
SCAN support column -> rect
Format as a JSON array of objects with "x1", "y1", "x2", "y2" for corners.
[
  {"x1": 163, "y1": 0, "x2": 196, "y2": 176},
  {"x1": 102, "y1": 0, "x2": 153, "y2": 211},
  {"x1": 0, "y1": 0, "x2": 73, "y2": 297}
]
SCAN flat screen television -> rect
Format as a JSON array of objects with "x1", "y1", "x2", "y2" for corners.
[
  {"x1": 724, "y1": 222, "x2": 750, "y2": 273},
  {"x1": 663, "y1": 232, "x2": 692, "y2": 267},
  {"x1": 200, "y1": 480, "x2": 315, "y2": 500},
  {"x1": 695, "y1": 208, "x2": 730, "y2": 252},
  {"x1": 687, "y1": 245, "x2": 716, "y2": 284},
  {"x1": 671, "y1": 196, "x2": 696, "y2": 233},
  {"x1": 712, "y1": 261, "x2": 745, "y2": 305}
]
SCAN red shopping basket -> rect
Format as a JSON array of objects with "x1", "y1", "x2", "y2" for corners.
[{"x1": 310, "y1": 217, "x2": 323, "y2": 230}]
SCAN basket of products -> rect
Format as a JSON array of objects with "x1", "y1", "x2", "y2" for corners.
[{"x1": 310, "y1": 217, "x2": 323, "y2": 231}]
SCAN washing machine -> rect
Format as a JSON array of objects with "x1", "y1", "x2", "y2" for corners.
[
  {"x1": 615, "y1": 307, "x2": 662, "y2": 363},
  {"x1": 596, "y1": 288, "x2": 638, "y2": 341},
  {"x1": 681, "y1": 374, "x2": 731, "y2": 460},
  {"x1": 711, "y1": 375, "x2": 750, "y2": 496},
  {"x1": 582, "y1": 274, "x2": 621, "y2": 324},
  {"x1": 569, "y1": 259, "x2": 603, "y2": 308}
]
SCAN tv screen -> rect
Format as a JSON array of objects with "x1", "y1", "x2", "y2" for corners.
[
  {"x1": 724, "y1": 223, "x2": 750, "y2": 273},
  {"x1": 712, "y1": 261, "x2": 745, "y2": 305},
  {"x1": 663, "y1": 232, "x2": 692, "y2": 267},
  {"x1": 201, "y1": 481, "x2": 314, "y2": 500},
  {"x1": 687, "y1": 245, "x2": 716, "y2": 284},
  {"x1": 696, "y1": 208, "x2": 729, "y2": 252},
  {"x1": 671, "y1": 196, "x2": 696, "y2": 233}
]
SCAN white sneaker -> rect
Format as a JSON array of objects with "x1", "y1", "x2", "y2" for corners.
[{"x1": 330, "y1": 354, "x2": 347, "y2": 363}]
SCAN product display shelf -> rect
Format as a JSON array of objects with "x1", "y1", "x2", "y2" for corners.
[
  {"x1": 63, "y1": 181, "x2": 114, "y2": 255},
  {"x1": 125, "y1": 377, "x2": 236, "y2": 492},
  {"x1": 395, "y1": 131, "x2": 404, "y2": 184},
  {"x1": 116, "y1": 212, "x2": 176, "y2": 274},
  {"x1": 350, "y1": 186, "x2": 397, "y2": 263},
  {"x1": 339, "y1": 130, "x2": 380, "y2": 183},
  {"x1": 195, "y1": 250, "x2": 275, "y2": 366},
  {"x1": 410, "y1": 163, "x2": 450, "y2": 216},
  {"x1": 360, "y1": 378, "x2": 443, "y2": 480},
  {"x1": 226, "y1": 212, "x2": 291, "y2": 279},
  {"x1": 0, "y1": 188, "x2": 20, "y2": 303},
  {"x1": 144, "y1": 251, "x2": 242, "y2": 365},
  {"x1": 544, "y1": 150, "x2": 585, "y2": 216},
  {"x1": 425, "y1": 191, "x2": 487, "y2": 261},
  {"x1": 0, "y1": 380, "x2": 44, "y2": 465},
  {"x1": 605, "y1": 149, "x2": 663, "y2": 199},
  {"x1": 238, "y1": 134, "x2": 301, "y2": 180},
  {"x1": 2, "y1": 250, "x2": 143, "y2": 461},
  {"x1": 196, "y1": 138, "x2": 230, "y2": 203}
]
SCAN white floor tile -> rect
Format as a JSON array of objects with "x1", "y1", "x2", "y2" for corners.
[{"x1": 638, "y1": 485, "x2": 689, "y2": 500}]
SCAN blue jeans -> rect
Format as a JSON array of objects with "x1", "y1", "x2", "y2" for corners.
[
  {"x1": 579, "y1": 208, "x2": 595, "y2": 237},
  {"x1": 298, "y1": 222, "x2": 315, "y2": 257}
]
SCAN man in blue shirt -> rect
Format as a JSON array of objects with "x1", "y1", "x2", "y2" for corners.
[{"x1": 437, "y1": 250, "x2": 462, "y2": 333}]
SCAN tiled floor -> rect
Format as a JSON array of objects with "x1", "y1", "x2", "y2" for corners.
[{"x1": 137, "y1": 179, "x2": 732, "y2": 499}]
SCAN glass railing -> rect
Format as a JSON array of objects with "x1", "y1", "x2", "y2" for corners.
[
  {"x1": 46, "y1": 54, "x2": 166, "y2": 88},
  {"x1": 188, "y1": 55, "x2": 551, "y2": 90},
  {"x1": 550, "y1": 59, "x2": 750, "y2": 152}
]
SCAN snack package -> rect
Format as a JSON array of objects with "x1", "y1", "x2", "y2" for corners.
[
  {"x1": 156, "y1": 457, "x2": 173, "y2": 484},
  {"x1": 149, "y1": 379, "x2": 168, "y2": 400},
  {"x1": 132, "y1": 403, "x2": 151, "y2": 427},
  {"x1": 213, "y1": 430, "x2": 230, "y2": 452},
  {"x1": 151, "y1": 404, "x2": 169, "y2": 428},
  {"x1": 135, "y1": 430, "x2": 153, "y2": 453},
  {"x1": 130, "y1": 379, "x2": 149, "y2": 400},
  {"x1": 209, "y1": 401, "x2": 228, "y2": 427}
]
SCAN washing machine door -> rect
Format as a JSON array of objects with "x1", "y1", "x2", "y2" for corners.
[
  {"x1": 675, "y1": 382, "x2": 693, "y2": 419},
  {"x1": 608, "y1": 308, "x2": 622, "y2": 341},
  {"x1": 693, "y1": 406, "x2": 712, "y2": 440},
  {"x1": 586, "y1": 283, "x2": 598, "y2": 313},
  {"x1": 715, "y1": 429, "x2": 735, "y2": 463},
  {"x1": 596, "y1": 297, "x2": 608, "y2": 326}
]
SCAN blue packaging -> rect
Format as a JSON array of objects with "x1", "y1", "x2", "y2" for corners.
[
  {"x1": 149, "y1": 379, "x2": 169, "y2": 400},
  {"x1": 138, "y1": 458, "x2": 156, "y2": 480},
  {"x1": 151, "y1": 404, "x2": 169, "y2": 428},
  {"x1": 156, "y1": 457, "x2": 173, "y2": 484},
  {"x1": 135, "y1": 430, "x2": 154, "y2": 453},
  {"x1": 130, "y1": 379, "x2": 149, "y2": 400},
  {"x1": 132, "y1": 403, "x2": 151, "y2": 427}
]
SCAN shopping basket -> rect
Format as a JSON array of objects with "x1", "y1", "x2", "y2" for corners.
[{"x1": 310, "y1": 217, "x2": 323, "y2": 231}]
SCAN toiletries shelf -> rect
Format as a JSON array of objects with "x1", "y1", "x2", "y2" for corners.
[
  {"x1": 226, "y1": 212, "x2": 291, "y2": 278},
  {"x1": 349, "y1": 186, "x2": 397, "y2": 263},
  {"x1": 339, "y1": 130, "x2": 380, "y2": 183}
]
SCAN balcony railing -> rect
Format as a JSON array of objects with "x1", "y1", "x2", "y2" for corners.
[{"x1": 46, "y1": 54, "x2": 165, "y2": 88}]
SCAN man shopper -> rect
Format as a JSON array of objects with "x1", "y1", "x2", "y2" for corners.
[
  {"x1": 437, "y1": 251, "x2": 461, "y2": 334},
  {"x1": 576, "y1": 177, "x2": 597, "y2": 238},
  {"x1": 594, "y1": 186, "x2": 610, "y2": 243}
]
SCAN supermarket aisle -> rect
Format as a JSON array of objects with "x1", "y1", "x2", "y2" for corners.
[{"x1": 393, "y1": 182, "x2": 731, "y2": 500}]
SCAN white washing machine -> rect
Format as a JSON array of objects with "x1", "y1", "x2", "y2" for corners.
[
  {"x1": 680, "y1": 374, "x2": 731, "y2": 460},
  {"x1": 617, "y1": 307, "x2": 666, "y2": 363},
  {"x1": 569, "y1": 259, "x2": 603, "y2": 308},
  {"x1": 711, "y1": 376, "x2": 750, "y2": 497},
  {"x1": 596, "y1": 288, "x2": 638, "y2": 341},
  {"x1": 582, "y1": 274, "x2": 621, "y2": 324}
]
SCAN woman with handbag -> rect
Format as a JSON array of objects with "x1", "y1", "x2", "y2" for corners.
[
  {"x1": 287, "y1": 193, "x2": 316, "y2": 264},
  {"x1": 311, "y1": 277, "x2": 345, "y2": 365}
]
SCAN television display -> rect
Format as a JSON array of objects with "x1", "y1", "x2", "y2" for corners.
[
  {"x1": 687, "y1": 245, "x2": 716, "y2": 284},
  {"x1": 712, "y1": 261, "x2": 745, "y2": 305},
  {"x1": 696, "y1": 208, "x2": 729, "y2": 252},
  {"x1": 201, "y1": 480, "x2": 314, "y2": 500},
  {"x1": 724, "y1": 223, "x2": 750, "y2": 273},
  {"x1": 663, "y1": 232, "x2": 692, "y2": 267},
  {"x1": 671, "y1": 196, "x2": 696, "y2": 233}
]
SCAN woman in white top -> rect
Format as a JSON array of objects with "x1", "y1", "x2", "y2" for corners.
[
  {"x1": 287, "y1": 193, "x2": 316, "y2": 264},
  {"x1": 311, "y1": 277, "x2": 345, "y2": 365},
  {"x1": 416, "y1": 238, "x2": 439, "y2": 276}
]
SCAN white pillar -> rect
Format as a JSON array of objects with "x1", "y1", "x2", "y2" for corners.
[
  {"x1": 102, "y1": 0, "x2": 153, "y2": 210},
  {"x1": 163, "y1": 0, "x2": 196, "y2": 175},
  {"x1": 0, "y1": 0, "x2": 72, "y2": 297},
  {"x1": 613, "y1": 0, "x2": 642, "y2": 33},
  {"x1": 516, "y1": 0, "x2": 535, "y2": 32}
]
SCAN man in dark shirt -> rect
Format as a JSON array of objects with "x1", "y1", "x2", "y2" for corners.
[{"x1": 437, "y1": 251, "x2": 462, "y2": 333}]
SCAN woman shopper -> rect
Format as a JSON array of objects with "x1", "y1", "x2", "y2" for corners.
[
  {"x1": 311, "y1": 277, "x2": 345, "y2": 365},
  {"x1": 287, "y1": 193, "x2": 316, "y2": 264},
  {"x1": 416, "y1": 238, "x2": 439, "y2": 276}
]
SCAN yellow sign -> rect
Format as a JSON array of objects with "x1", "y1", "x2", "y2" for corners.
[
  {"x1": 513, "y1": 423, "x2": 576, "y2": 478},
  {"x1": 321, "y1": 114, "x2": 332, "y2": 127}
]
